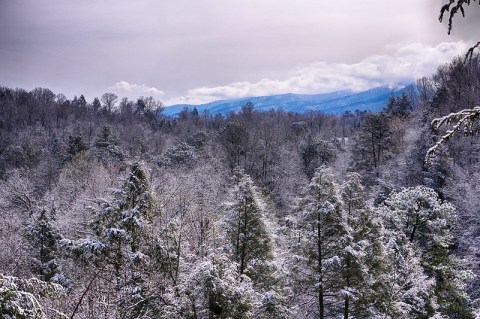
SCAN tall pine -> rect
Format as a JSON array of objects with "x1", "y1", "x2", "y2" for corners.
[
  {"x1": 380, "y1": 186, "x2": 474, "y2": 318},
  {"x1": 293, "y1": 166, "x2": 345, "y2": 318},
  {"x1": 222, "y1": 168, "x2": 274, "y2": 286},
  {"x1": 339, "y1": 172, "x2": 385, "y2": 318},
  {"x1": 91, "y1": 162, "x2": 157, "y2": 318},
  {"x1": 27, "y1": 207, "x2": 60, "y2": 282}
]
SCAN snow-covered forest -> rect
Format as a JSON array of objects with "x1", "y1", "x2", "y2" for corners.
[{"x1": 1, "y1": 51, "x2": 480, "y2": 318}]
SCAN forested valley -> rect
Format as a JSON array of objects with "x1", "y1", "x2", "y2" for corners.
[{"x1": 1, "y1": 53, "x2": 480, "y2": 318}]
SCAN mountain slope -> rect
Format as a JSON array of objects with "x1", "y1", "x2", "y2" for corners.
[{"x1": 163, "y1": 86, "x2": 413, "y2": 116}]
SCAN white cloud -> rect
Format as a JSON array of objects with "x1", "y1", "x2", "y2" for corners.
[
  {"x1": 109, "y1": 81, "x2": 165, "y2": 97},
  {"x1": 165, "y1": 41, "x2": 470, "y2": 105}
]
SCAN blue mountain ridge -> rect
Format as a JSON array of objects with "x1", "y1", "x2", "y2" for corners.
[{"x1": 162, "y1": 86, "x2": 413, "y2": 117}]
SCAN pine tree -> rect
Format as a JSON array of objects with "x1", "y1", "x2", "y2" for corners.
[
  {"x1": 92, "y1": 162, "x2": 153, "y2": 255},
  {"x1": 339, "y1": 172, "x2": 384, "y2": 318},
  {"x1": 90, "y1": 162, "x2": 156, "y2": 317},
  {"x1": 380, "y1": 186, "x2": 474, "y2": 318},
  {"x1": 0, "y1": 274, "x2": 67, "y2": 319},
  {"x1": 292, "y1": 166, "x2": 345, "y2": 319},
  {"x1": 184, "y1": 251, "x2": 256, "y2": 319},
  {"x1": 67, "y1": 134, "x2": 87, "y2": 158},
  {"x1": 351, "y1": 112, "x2": 393, "y2": 177},
  {"x1": 385, "y1": 92, "x2": 413, "y2": 117},
  {"x1": 373, "y1": 232, "x2": 436, "y2": 318},
  {"x1": 222, "y1": 168, "x2": 274, "y2": 286},
  {"x1": 27, "y1": 208, "x2": 60, "y2": 282}
]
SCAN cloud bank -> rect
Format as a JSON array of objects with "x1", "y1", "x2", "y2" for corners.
[
  {"x1": 109, "y1": 81, "x2": 165, "y2": 97},
  {"x1": 165, "y1": 41, "x2": 470, "y2": 105}
]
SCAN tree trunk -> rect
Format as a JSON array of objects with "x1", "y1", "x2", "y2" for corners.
[
  {"x1": 317, "y1": 212, "x2": 324, "y2": 319},
  {"x1": 371, "y1": 132, "x2": 377, "y2": 169},
  {"x1": 410, "y1": 214, "x2": 420, "y2": 242},
  {"x1": 344, "y1": 254, "x2": 351, "y2": 319},
  {"x1": 239, "y1": 198, "x2": 248, "y2": 275}
]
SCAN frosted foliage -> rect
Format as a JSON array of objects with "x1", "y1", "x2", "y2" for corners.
[
  {"x1": 59, "y1": 238, "x2": 108, "y2": 264},
  {"x1": 26, "y1": 209, "x2": 60, "y2": 282},
  {"x1": 339, "y1": 172, "x2": 381, "y2": 317},
  {"x1": 376, "y1": 186, "x2": 474, "y2": 318},
  {"x1": 341, "y1": 172, "x2": 365, "y2": 210},
  {"x1": 296, "y1": 167, "x2": 343, "y2": 252},
  {"x1": 222, "y1": 168, "x2": 274, "y2": 284},
  {"x1": 290, "y1": 166, "x2": 345, "y2": 317},
  {"x1": 426, "y1": 106, "x2": 480, "y2": 162},
  {"x1": 92, "y1": 162, "x2": 153, "y2": 252},
  {"x1": 254, "y1": 289, "x2": 291, "y2": 319},
  {"x1": 374, "y1": 234, "x2": 436, "y2": 318},
  {"x1": 305, "y1": 166, "x2": 339, "y2": 207},
  {"x1": 381, "y1": 186, "x2": 456, "y2": 247},
  {"x1": 157, "y1": 142, "x2": 196, "y2": 166},
  {"x1": 184, "y1": 252, "x2": 255, "y2": 319},
  {"x1": 0, "y1": 274, "x2": 67, "y2": 319}
]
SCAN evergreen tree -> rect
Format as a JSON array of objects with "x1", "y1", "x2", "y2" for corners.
[
  {"x1": 339, "y1": 172, "x2": 384, "y2": 318},
  {"x1": 0, "y1": 274, "x2": 67, "y2": 319},
  {"x1": 373, "y1": 232, "x2": 436, "y2": 319},
  {"x1": 27, "y1": 208, "x2": 60, "y2": 282},
  {"x1": 91, "y1": 162, "x2": 157, "y2": 317},
  {"x1": 292, "y1": 166, "x2": 345, "y2": 319},
  {"x1": 93, "y1": 163, "x2": 153, "y2": 253},
  {"x1": 222, "y1": 168, "x2": 274, "y2": 286},
  {"x1": 67, "y1": 134, "x2": 87, "y2": 159},
  {"x1": 92, "y1": 97, "x2": 101, "y2": 111},
  {"x1": 220, "y1": 123, "x2": 249, "y2": 170},
  {"x1": 385, "y1": 93, "x2": 413, "y2": 117},
  {"x1": 380, "y1": 186, "x2": 474, "y2": 318},
  {"x1": 95, "y1": 125, "x2": 112, "y2": 146},
  {"x1": 351, "y1": 112, "x2": 393, "y2": 176},
  {"x1": 184, "y1": 252, "x2": 256, "y2": 319},
  {"x1": 301, "y1": 136, "x2": 336, "y2": 179}
]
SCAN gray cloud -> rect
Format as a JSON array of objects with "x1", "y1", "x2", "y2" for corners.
[
  {"x1": 165, "y1": 41, "x2": 470, "y2": 105},
  {"x1": 0, "y1": 0, "x2": 469, "y2": 102}
]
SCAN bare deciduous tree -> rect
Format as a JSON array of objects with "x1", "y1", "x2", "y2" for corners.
[{"x1": 100, "y1": 92, "x2": 118, "y2": 113}]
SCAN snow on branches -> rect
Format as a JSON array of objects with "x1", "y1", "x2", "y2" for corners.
[{"x1": 426, "y1": 106, "x2": 480, "y2": 163}]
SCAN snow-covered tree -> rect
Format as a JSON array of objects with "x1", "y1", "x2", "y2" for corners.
[
  {"x1": 380, "y1": 186, "x2": 455, "y2": 248},
  {"x1": 426, "y1": 106, "x2": 480, "y2": 163},
  {"x1": 254, "y1": 289, "x2": 291, "y2": 319},
  {"x1": 61, "y1": 162, "x2": 164, "y2": 318},
  {"x1": 91, "y1": 162, "x2": 157, "y2": 317},
  {"x1": 291, "y1": 166, "x2": 345, "y2": 319},
  {"x1": 385, "y1": 92, "x2": 413, "y2": 117},
  {"x1": 425, "y1": 0, "x2": 480, "y2": 162},
  {"x1": 0, "y1": 274, "x2": 67, "y2": 319},
  {"x1": 339, "y1": 172, "x2": 384, "y2": 318},
  {"x1": 372, "y1": 233, "x2": 437, "y2": 319},
  {"x1": 220, "y1": 122, "x2": 249, "y2": 169},
  {"x1": 379, "y1": 186, "x2": 474, "y2": 318},
  {"x1": 92, "y1": 162, "x2": 154, "y2": 257},
  {"x1": 26, "y1": 207, "x2": 60, "y2": 282},
  {"x1": 183, "y1": 251, "x2": 256, "y2": 319},
  {"x1": 222, "y1": 168, "x2": 274, "y2": 286},
  {"x1": 351, "y1": 112, "x2": 394, "y2": 174}
]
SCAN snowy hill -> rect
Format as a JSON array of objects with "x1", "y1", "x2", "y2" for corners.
[{"x1": 162, "y1": 86, "x2": 413, "y2": 116}]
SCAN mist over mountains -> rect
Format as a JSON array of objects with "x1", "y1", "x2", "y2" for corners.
[{"x1": 163, "y1": 85, "x2": 415, "y2": 116}]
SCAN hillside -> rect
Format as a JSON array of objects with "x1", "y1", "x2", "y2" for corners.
[
  {"x1": 163, "y1": 86, "x2": 413, "y2": 116},
  {"x1": 1, "y1": 55, "x2": 480, "y2": 318}
]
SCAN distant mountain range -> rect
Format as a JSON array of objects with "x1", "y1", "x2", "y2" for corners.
[{"x1": 162, "y1": 86, "x2": 414, "y2": 117}]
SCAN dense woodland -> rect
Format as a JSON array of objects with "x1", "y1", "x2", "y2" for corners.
[{"x1": 1, "y1": 53, "x2": 480, "y2": 318}]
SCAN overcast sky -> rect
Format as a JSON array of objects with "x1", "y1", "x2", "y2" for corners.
[{"x1": 1, "y1": 0, "x2": 479, "y2": 105}]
